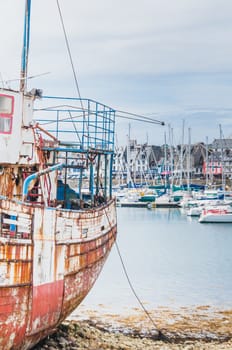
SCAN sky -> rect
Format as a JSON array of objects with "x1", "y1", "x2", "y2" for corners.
[{"x1": 0, "y1": 0, "x2": 232, "y2": 146}]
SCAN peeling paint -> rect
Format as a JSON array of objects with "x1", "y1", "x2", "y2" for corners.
[{"x1": 0, "y1": 198, "x2": 117, "y2": 349}]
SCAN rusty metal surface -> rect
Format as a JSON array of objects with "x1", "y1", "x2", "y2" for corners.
[
  {"x1": 61, "y1": 226, "x2": 117, "y2": 319},
  {"x1": 0, "y1": 286, "x2": 30, "y2": 349},
  {"x1": 0, "y1": 198, "x2": 117, "y2": 349}
]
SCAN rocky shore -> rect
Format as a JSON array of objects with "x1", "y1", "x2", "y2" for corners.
[{"x1": 33, "y1": 306, "x2": 232, "y2": 350}]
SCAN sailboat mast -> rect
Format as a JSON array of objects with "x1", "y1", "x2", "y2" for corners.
[
  {"x1": 187, "y1": 127, "x2": 191, "y2": 191},
  {"x1": 180, "y1": 119, "x2": 185, "y2": 187},
  {"x1": 126, "y1": 124, "x2": 131, "y2": 186},
  {"x1": 219, "y1": 124, "x2": 225, "y2": 191},
  {"x1": 164, "y1": 132, "x2": 167, "y2": 188},
  {"x1": 20, "y1": 0, "x2": 31, "y2": 92},
  {"x1": 168, "y1": 124, "x2": 174, "y2": 192},
  {"x1": 205, "y1": 136, "x2": 209, "y2": 187}
]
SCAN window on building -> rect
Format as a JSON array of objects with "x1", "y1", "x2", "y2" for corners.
[{"x1": 0, "y1": 94, "x2": 14, "y2": 134}]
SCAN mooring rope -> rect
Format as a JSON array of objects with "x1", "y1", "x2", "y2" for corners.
[
  {"x1": 104, "y1": 207, "x2": 171, "y2": 342},
  {"x1": 114, "y1": 240, "x2": 171, "y2": 342}
]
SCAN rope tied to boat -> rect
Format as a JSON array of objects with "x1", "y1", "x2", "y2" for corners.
[{"x1": 104, "y1": 207, "x2": 172, "y2": 343}]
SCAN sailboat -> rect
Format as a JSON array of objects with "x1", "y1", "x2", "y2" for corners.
[{"x1": 0, "y1": 1, "x2": 117, "y2": 349}]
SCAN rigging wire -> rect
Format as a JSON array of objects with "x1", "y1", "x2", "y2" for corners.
[
  {"x1": 115, "y1": 113, "x2": 164, "y2": 125},
  {"x1": 42, "y1": 2, "x2": 165, "y2": 129},
  {"x1": 55, "y1": 0, "x2": 165, "y2": 142},
  {"x1": 56, "y1": 0, "x2": 83, "y2": 107},
  {"x1": 35, "y1": 105, "x2": 164, "y2": 126},
  {"x1": 47, "y1": 2, "x2": 165, "y2": 128},
  {"x1": 116, "y1": 109, "x2": 164, "y2": 125},
  {"x1": 56, "y1": 0, "x2": 90, "y2": 140},
  {"x1": 4, "y1": 71, "x2": 50, "y2": 84}
]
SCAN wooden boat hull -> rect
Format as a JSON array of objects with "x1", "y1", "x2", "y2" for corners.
[{"x1": 0, "y1": 198, "x2": 117, "y2": 349}]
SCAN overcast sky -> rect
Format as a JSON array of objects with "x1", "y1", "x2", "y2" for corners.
[{"x1": 0, "y1": 0, "x2": 232, "y2": 146}]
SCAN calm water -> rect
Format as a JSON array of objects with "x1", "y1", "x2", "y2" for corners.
[{"x1": 79, "y1": 207, "x2": 232, "y2": 314}]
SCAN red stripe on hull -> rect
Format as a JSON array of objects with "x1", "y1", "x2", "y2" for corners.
[
  {"x1": 29, "y1": 279, "x2": 64, "y2": 334},
  {"x1": 0, "y1": 286, "x2": 30, "y2": 349}
]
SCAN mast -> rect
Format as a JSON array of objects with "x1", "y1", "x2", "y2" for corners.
[
  {"x1": 168, "y1": 124, "x2": 174, "y2": 192},
  {"x1": 187, "y1": 127, "x2": 191, "y2": 191},
  {"x1": 219, "y1": 124, "x2": 225, "y2": 191},
  {"x1": 180, "y1": 119, "x2": 185, "y2": 187},
  {"x1": 20, "y1": 0, "x2": 31, "y2": 92},
  {"x1": 126, "y1": 124, "x2": 131, "y2": 187},
  {"x1": 205, "y1": 136, "x2": 209, "y2": 188},
  {"x1": 164, "y1": 132, "x2": 167, "y2": 188}
]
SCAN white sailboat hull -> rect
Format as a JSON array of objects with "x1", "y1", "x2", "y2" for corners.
[{"x1": 199, "y1": 212, "x2": 232, "y2": 223}]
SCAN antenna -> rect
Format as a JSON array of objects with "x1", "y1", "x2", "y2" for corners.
[
  {"x1": 6, "y1": 72, "x2": 50, "y2": 85},
  {"x1": 20, "y1": 0, "x2": 31, "y2": 92}
]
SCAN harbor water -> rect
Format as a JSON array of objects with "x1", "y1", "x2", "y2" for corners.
[{"x1": 73, "y1": 206, "x2": 232, "y2": 317}]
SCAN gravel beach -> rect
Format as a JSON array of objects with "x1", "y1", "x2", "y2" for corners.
[{"x1": 33, "y1": 306, "x2": 232, "y2": 349}]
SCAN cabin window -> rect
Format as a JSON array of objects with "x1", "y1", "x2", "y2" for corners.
[{"x1": 0, "y1": 94, "x2": 14, "y2": 134}]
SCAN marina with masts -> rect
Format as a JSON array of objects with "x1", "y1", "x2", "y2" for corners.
[{"x1": 112, "y1": 123, "x2": 232, "y2": 214}]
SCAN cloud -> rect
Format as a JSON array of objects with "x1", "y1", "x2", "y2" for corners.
[{"x1": 0, "y1": 0, "x2": 232, "y2": 146}]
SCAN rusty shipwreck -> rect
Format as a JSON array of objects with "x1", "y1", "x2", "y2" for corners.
[{"x1": 0, "y1": 1, "x2": 117, "y2": 349}]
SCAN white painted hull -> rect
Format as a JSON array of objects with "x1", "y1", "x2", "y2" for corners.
[
  {"x1": 187, "y1": 207, "x2": 202, "y2": 216},
  {"x1": 199, "y1": 213, "x2": 232, "y2": 223}
]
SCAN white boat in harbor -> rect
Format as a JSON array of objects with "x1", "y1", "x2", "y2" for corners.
[
  {"x1": 179, "y1": 189, "x2": 225, "y2": 208},
  {"x1": 187, "y1": 202, "x2": 206, "y2": 217},
  {"x1": 187, "y1": 199, "x2": 231, "y2": 217},
  {"x1": 199, "y1": 206, "x2": 232, "y2": 223},
  {"x1": 115, "y1": 189, "x2": 140, "y2": 206}
]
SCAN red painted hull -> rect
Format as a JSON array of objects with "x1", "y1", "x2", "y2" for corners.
[{"x1": 0, "y1": 199, "x2": 117, "y2": 350}]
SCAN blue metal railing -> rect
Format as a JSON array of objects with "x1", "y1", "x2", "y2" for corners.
[{"x1": 33, "y1": 96, "x2": 115, "y2": 153}]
